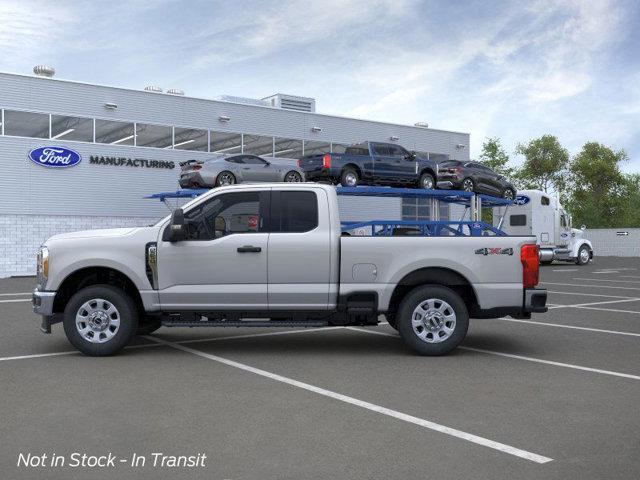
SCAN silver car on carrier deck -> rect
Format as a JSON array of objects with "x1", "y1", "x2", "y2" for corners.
[{"x1": 179, "y1": 154, "x2": 305, "y2": 188}]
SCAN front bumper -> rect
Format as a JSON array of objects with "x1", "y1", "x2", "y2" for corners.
[{"x1": 32, "y1": 289, "x2": 59, "y2": 334}]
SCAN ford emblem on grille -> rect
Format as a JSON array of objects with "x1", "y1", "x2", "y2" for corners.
[{"x1": 28, "y1": 146, "x2": 82, "y2": 168}]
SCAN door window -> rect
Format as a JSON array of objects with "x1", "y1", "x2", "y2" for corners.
[
  {"x1": 387, "y1": 145, "x2": 406, "y2": 157},
  {"x1": 273, "y1": 191, "x2": 318, "y2": 233},
  {"x1": 372, "y1": 144, "x2": 390, "y2": 156},
  {"x1": 242, "y1": 155, "x2": 268, "y2": 165},
  {"x1": 182, "y1": 192, "x2": 266, "y2": 240}
]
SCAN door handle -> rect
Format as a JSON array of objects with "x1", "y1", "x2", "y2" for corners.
[{"x1": 237, "y1": 245, "x2": 262, "y2": 253}]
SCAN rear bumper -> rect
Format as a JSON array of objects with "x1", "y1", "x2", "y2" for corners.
[
  {"x1": 471, "y1": 288, "x2": 547, "y2": 319},
  {"x1": 179, "y1": 172, "x2": 208, "y2": 188},
  {"x1": 304, "y1": 167, "x2": 338, "y2": 183},
  {"x1": 32, "y1": 289, "x2": 60, "y2": 334},
  {"x1": 436, "y1": 177, "x2": 463, "y2": 189}
]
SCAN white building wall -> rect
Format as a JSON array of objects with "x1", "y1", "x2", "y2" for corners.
[
  {"x1": 583, "y1": 229, "x2": 640, "y2": 257},
  {"x1": 0, "y1": 214, "x2": 160, "y2": 277}
]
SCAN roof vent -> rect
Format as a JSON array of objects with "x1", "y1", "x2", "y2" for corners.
[
  {"x1": 262, "y1": 93, "x2": 316, "y2": 113},
  {"x1": 33, "y1": 65, "x2": 55, "y2": 78},
  {"x1": 144, "y1": 85, "x2": 163, "y2": 93},
  {"x1": 414, "y1": 122, "x2": 429, "y2": 128},
  {"x1": 167, "y1": 88, "x2": 185, "y2": 96}
]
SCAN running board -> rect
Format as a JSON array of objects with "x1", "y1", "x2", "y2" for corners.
[{"x1": 162, "y1": 319, "x2": 329, "y2": 328}]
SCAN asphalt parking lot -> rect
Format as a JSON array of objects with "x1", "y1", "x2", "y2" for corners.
[{"x1": 1, "y1": 257, "x2": 639, "y2": 479}]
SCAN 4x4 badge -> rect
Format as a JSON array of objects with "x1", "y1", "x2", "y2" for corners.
[{"x1": 475, "y1": 247, "x2": 514, "y2": 256}]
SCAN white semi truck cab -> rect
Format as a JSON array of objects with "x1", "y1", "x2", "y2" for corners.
[{"x1": 494, "y1": 189, "x2": 593, "y2": 265}]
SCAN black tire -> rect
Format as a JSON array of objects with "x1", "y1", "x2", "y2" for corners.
[
  {"x1": 396, "y1": 285, "x2": 469, "y2": 356},
  {"x1": 137, "y1": 317, "x2": 162, "y2": 335},
  {"x1": 502, "y1": 188, "x2": 516, "y2": 200},
  {"x1": 540, "y1": 260, "x2": 553, "y2": 266},
  {"x1": 461, "y1": 178, "x2": 475, "y2": 192},
  {"x1": 215, "y1": 171, "x2": 236, "y2": 187},
  {"x1": 419, "y1": 172, "x2": 435, "y2": 190},
  {"x1": 385, "y1": 313, "x2": 398, "y2": 330},
  {"x1": 284, "y1": 171, "x2": 303, "y2": 183},
  {"x1": 340, "y1": 168, "x2": 359, "y2": 187},
  {"x1": 576, "y1": 245, "x2": 591, "y2": 265},
  {"x1": 63, "y1": 285, "x2": 139, "y2": 356}
]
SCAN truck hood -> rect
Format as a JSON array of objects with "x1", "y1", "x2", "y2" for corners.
[{"x1": 47, "y1": 227, "x2": 142, "y2": 242}]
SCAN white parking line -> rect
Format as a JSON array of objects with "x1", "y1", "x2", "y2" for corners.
[
  {"x1": 0, "y1": 327, "x2": 341, "y2": 362},
  {"x1": 0, "y1": 298, "x2": 31, "y2": 304},
  {"x1": 568, "y1": 305, "x2": 640, "y2": 315},
  {"x1": 572, "y1": 277, "x2": 640, "y2": 285},
  {"x1": 552, "y1": 269, "x2": 578, "y2": 272},
  {"x1": 0, "y1": 292, "x2": 32, "y2": 296},
  {"x1": 548, "y1": 298, "x2": 640, "y2": 309},
  {"x1": 548, "y1": 290, "x2": 637, "y2": 299},
  {"x1": 346, "y1": 328, "x2": 640, "y2": 381},
  {"x1": 143, "y1": 334, "x2": 552, "y2": 464},
  {"x1": 492, "y1": 318, "x2": 640, "y2": 338},
  {"x1": 542, "y1": 282, "x2": 640, "y2": 291}
]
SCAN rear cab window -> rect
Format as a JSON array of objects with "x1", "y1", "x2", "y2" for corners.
[
  {"x1": 271, "y1": 191, "x2": 318, "y2": 233},
  {"x1": 345, "y1": 143, "x2": 370, "y2": 156}
]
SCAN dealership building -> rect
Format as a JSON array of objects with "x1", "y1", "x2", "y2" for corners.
[{"x1": 0, "y1": 68, "x2": 470, "y2": 277}]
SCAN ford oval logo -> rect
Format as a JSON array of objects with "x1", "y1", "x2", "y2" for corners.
[
  {"x1": 28, "y1": 146, "x2": 82, "y2": 168},
  {"x1": 514, "y1": 195, "x2": 530, "y2": 205}
]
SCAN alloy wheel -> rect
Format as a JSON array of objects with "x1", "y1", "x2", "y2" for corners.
[
  {"x1": 75, "y1": 298, "x2": 120, "y2": 343},
  {"x1": 411, "y1": 298, "x2": 457, "y2": 343}
]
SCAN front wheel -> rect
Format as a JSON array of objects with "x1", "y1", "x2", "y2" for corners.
[
  {"x1": 63, "y1": 285, "x2": 138, "y2": 356},
  {"x1": 576, "y1": 245, "x2": 591, "y2": 265},
  {"x1": 419, "y1": 172, "x2": 435, "y2": 190},
  {"x1": 284, "y1": 171, "x2": 303, "y2": 182},
  {"x1": 461, "y1": 178, "x2": 475, "y2": 192},
  {"x1": 396, "y1": 285, "x2": 469, "y2": 356}
]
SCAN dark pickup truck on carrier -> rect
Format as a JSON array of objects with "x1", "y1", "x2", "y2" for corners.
[{"x1": 299, "y1": 141, "x2": 439, "y2": 189}]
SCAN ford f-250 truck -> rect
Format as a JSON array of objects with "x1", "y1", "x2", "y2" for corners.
[
  {"x1": 299, "y1": 142, "x2": 439, "y2": 189},
  {"x1": 33, "y1": 183, "x2": 547, "y2": 357}
]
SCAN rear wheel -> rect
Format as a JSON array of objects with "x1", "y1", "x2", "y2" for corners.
[
  {"x1": 63, "y1": 285, "x2": 138, "y2": 356},
  {"x1": 462, "y1": 178, "x2": 475, "y2": 192},
  {"x1": 215, "y1": 171, "x2": 236, "y2": 186},
  {"x1": 284, "y1": 171, "x2": 303, "y2": 182},
  {"x1": 396, "y1": 285, "x2": 468, "y2": 356},
  {"x1": 576, "y1": 245, "x2": 591, "y2": 265},
  {"x1": 502, "y1": 188, "x2": 515, "y2": 200},
  {"x1": 340, "y1": 168, "x2": 359, "y2": 187},
  {"x1": 419, "y1": 172, "x2": 435, "y2": 190}
]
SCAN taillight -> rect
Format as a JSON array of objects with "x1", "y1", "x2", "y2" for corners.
[
  {"x1": 297, "y1": 159, "x2": 302, "y2": 167},
  {"x1": 322, "y1": 153, "x2": 331, "y2": 169},
  {"x1": 521, "y1": 244, "x2": 539, "y2": 289}
]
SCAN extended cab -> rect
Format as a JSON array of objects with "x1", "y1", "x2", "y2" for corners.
[
  {"x1": 299, "y1": 142, "x2": 439, "y2": 189},
  {"x1": 33, "y1": 183, "x2": 547, "y2": 357}
]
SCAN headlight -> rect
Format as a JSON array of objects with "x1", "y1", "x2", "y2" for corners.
[{"x1": 37, "y1": 246, "x2": 49, "y2": 284}]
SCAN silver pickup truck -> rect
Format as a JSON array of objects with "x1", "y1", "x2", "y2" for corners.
[{"x1": 33, "y1": 183, "x2": 547, "y2": 356}]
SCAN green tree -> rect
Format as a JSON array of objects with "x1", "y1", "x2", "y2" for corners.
[
  {"x1": 515, "y1": 135, "x2": 569, "y2": 193},
  {"x1": 478, "y1": 137, "x2": 514, "y2": 177},
  {"x1": 619, "y1": 174, "x2": 640, "y2": 227},
  {"x1": 566, "y1": 142, "x2": 628, "y2": 228}
]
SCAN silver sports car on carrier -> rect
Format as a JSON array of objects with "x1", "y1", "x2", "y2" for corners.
[{"x1": 179, "y1": 154, "x2": 305, "y2": 188}]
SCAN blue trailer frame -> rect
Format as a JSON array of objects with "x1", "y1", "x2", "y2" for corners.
[{"x1": 145, "y1": 186, "x2": 512, "y2": 237}]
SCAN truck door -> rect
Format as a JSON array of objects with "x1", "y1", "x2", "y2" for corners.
[
  {"x1": 156, "y1": 189, "x2": 270, "y2": 310},
  {"x1": 557, "y1": 210, "x2": 571, "y2": 246},
  {"x1": 370, "y1": 143, "x2": 393, "y2": 183},
  {"x1": 387, "y1": 144, "x2": 417, "y2": 184},
  {"x1": 267, "y1": 189, "x2": 331, "y2": 309}
]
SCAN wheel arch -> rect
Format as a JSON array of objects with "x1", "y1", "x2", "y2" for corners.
[
  {"x1": 53, "y1": 266, "x2": 144, "y2": 316},
  {"x1": 387, "y1": 267, "x2": 478, "y2": 317},
  {"x1": 342, "y1": 163, "x2": 362, "y2": 178}
]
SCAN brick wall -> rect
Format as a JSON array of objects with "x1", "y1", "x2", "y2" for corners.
[{"x1": 0, "y1": 214, "x2": 160, "y2": 278}]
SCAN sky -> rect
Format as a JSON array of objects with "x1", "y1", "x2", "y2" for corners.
[{"x1": 1, "y1": 0, "x2": 639, "y2": 171}]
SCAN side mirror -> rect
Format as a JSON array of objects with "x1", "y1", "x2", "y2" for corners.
[
  {"x1": 168, "y1": 208, "x2": 185, "y2": 242},
  {"x1": 581, "y1": 224, "x2": 586, "y2": 230}
]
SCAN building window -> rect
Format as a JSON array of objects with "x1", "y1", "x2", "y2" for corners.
[
  {"x1": 95, "y1": 119, "x2": 135, "y2": 145},
  {"x1": 243, "y1": 134, "x2": 274, "y2": 156},
  {"x1": 50, "y1": 114, "x2": 94, "y2": 142},
  {"x1": 210, "y1": 131, "x2": 242, "y2": 154},
  {"x1": 173, "y1": 127, "x2": 208, "y2": 151},
  {"x1": 135, "y1": 123, "x2": 173, "y2": 148},
  {"x1": 303, "y1": 140, "x2": 330, "y2": 156},
  {"x1": 273, "y1": 137, "x2": 303, "y2": 159},
  {"x1": 3, "y1": 110, "x2": 50, "y2": 139},
  {"x1": 331, "y1": 143, "x2": 349, "y2": 154}
]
